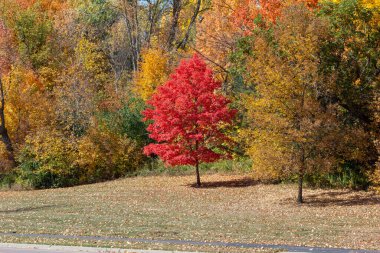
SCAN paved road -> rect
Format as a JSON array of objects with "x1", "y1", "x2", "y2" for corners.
[{"x1": 0, "y1": 233, "x2": 379, "y2": 253}]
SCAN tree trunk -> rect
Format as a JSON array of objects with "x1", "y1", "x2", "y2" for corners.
[
  {"x1": 0, "y1": 126, "x2": 13, "y2": 153},
  {"x1": 195, "y1": 162, "x2": 201, "y2": 187},
  {"x1": 0, "y1": 78, "x2": 15, "y2": 165},
  {"x1": 297, "y1": 173, "x2": 303, "y2": 204},
  {"x1": 120, "y1": 0, "x2": 140, "y2": 72},
  {"x1": 297, "y1": 146, "x2": 306, "y2": 204},
  {"x1": 146, "y1": 0, "x2": 162, "y2": 47},
  {"x1": 167, "y1": 0, "x2": 181, "y2": 50},
  {"x1": 177, "y1": 0, "x2": 201, "y2": 49}
]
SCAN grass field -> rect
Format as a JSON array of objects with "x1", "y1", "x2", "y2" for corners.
[{"x1": 0, "y1": 174, "x2": 379, "y2": 252}]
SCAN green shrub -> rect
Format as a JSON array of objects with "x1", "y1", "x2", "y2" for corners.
[
  {"x1": 0, "y1": 142, "x2": 14, "y2": 172},
  {"x1": 16, "y1": 130, "x2": 79, "y2": 189},
  {"x1": 14, "y1": 127, "x2": 146, "y2": 189},
  {"x1": 138, "y1": 157, "x2": 252, "y2": 177},
  {"x1": 304, "y1": 163, "x2": 370, "y2": 190},
  {"x1": 0, "y1": 171, "x2": 17, "y2": 189},
  {"x1": 98, "y1": 97, "x2": 150, "y2": 145}
]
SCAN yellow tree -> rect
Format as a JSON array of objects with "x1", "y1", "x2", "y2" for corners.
[
  {"x1": 243, "y1": 4, "x2": 350, "y2": 203},
  {"x1": 3, "y1": 66, "x2": 52, "y2": 144},
  {"x1": 330, "y1": 0, "x2": 380, "y2": 8},
  {"x1": 134, "y1": 48, "x2": 169, "y2": 101}
]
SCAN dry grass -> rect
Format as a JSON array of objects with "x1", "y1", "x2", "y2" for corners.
[{"x1": 0, "y1": 174, "x2": 379, "y2": 252}]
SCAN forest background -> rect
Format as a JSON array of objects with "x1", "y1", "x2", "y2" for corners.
[{"x1": 0, "y1": 0, "x2": 379, "y2": 199}]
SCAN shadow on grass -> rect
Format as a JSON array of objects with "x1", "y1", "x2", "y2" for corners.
[
  {"x1": 188, "y1": 177, "x2": 258, "y2": 188},
  {"x1": 303, "y1": 191, "x2": 380, "y2": 207},
  {"x1": 0, "y1": 205, "x2": 60, "y2": 213}
]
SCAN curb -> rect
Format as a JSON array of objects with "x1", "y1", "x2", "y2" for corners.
[{"x1": 0, "y1": 243, "x2": 203, "y2": 253}]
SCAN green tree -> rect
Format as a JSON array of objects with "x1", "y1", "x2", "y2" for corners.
[
  {"x1": 77, "y1": 0, "x2": 117, "y2": 41},
  {"x1": 15, "y1": 6, "x2": 53, "y2": 70},
  {"x1": 318, "y1": 0, "x2": 380, "y2": 182}
]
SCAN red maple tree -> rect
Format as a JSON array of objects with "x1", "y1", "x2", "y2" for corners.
[{"x1": 143, "y1": 54, "x2": 236, "y2": 187}]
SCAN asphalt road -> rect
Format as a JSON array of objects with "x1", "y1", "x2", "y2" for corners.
[
  {"x1": 1, "y1": 233, "x2": 380, "y2": 253},
  {"x1": 0, "y1": 233, "x2": 380, "y2": 253}
]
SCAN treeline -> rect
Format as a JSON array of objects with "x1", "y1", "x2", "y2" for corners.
[{"x1": 0, "y1": 0, "x2": 379, "y2": 194}]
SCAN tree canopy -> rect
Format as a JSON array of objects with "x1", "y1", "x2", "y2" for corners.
[{"x1": 0, "y1": 0, "x2": 378, "y2": 202}]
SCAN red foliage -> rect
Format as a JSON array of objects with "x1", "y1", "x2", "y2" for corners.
[
  {"x1": 143, "y1": 54, "x2": 236, "y2": 167},
  {"x1": 233, "y1": 0, "x2": 319, "y2": 32},
  {"x1": 13, "y1": 0, "x2": 36, "y2": 9},
  {"x1": 0, "y1": 20, "x2": 12, "y2": 76},
  {"x1": 233, "y1": 0, "x2": 281, "y2": 30}
]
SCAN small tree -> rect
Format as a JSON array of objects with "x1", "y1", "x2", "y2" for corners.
[{"x1": 143, "y1": 54, "x2": 236, "y2": 187}]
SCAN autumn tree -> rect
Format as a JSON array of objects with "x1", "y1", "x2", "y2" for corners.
[
  {"x1": 143, "y1": 55, "x2": 236, "y2": 187},
  {"x1": 134, "y1": 48, "x2": 170, "y2": 100},
  {"x1": 14, "y1": 6, "x2": 53, "y2": 70},
  {"x1": 371, "y1": 91, "x2": 380, "y2": 192},
  {"x1": 165, "y1": 0, "x2": 206, "y2": 50},
  {"x1": 243, "y1": 4, "x2": 349, "y2": 203},
  {"x1": 318, "y1": 0, "x2": 380, "y2": 175},
  {"x1": 56, "y1": 37, "x2": 110, "y2": 137},
  {"x1": 196, "y1": 0, "x2": 241, "y2": 82},
  {"x1": 0, "y1": 19, "x2": 15, "y2": 165},
  {"x1": 233, "y1": 0, "x2": 319, "y2": 33},
  {"x1": 77, "y1": 0, "x2": 116, "y2": 41},
  {"x1": 0, "y1": 78, "x2": 13, "y2": 164}
]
